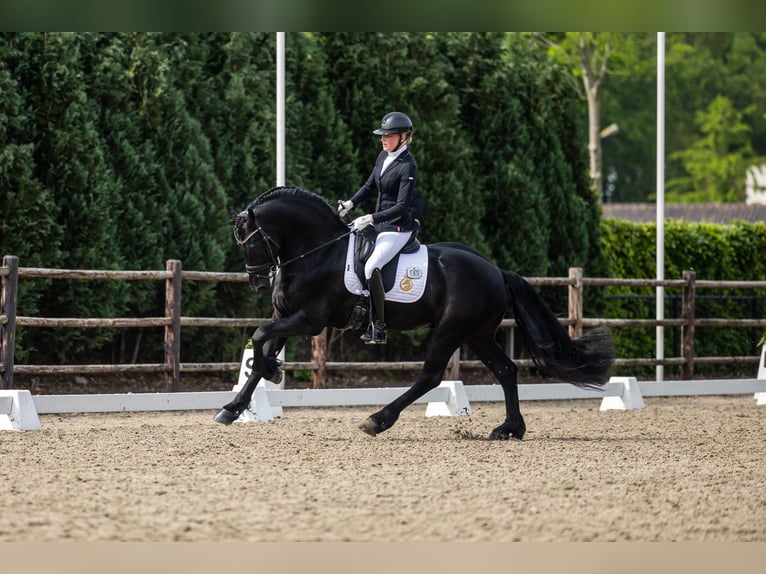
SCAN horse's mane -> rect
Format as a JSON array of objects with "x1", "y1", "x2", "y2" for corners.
[{"x1": 247, "y1": 186, "x2": 336, "y2": 218}]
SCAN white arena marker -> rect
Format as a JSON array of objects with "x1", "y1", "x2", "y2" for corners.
[
  {"x1": 234, "y1": 346, "x2": 283, "y2": 420},
  {"x1": 425, "y1": 380, "x2": 472, "y2": 417},
  {"x1": 756, "y1": 346, "x2": 766, "y2": 406},
  {"x1": 237, "y1": 381, "x2": 277, "y2": 423},
  {"x1": 600, "y1": 376, "x2": 645, "y2": 411},
  {"x1": 0, "y1": 390, "x2": 42, "y2": 431}
]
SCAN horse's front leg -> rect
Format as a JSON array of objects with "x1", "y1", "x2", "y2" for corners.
[
  {"x1": 214, "y1": 312, "x2": 317, "y2": 425},
  {"x1": 261, "y1": 336, "x2": 287, "y2": 383}
]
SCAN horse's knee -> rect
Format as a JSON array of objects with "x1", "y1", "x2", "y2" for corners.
[{"x1": 262, "y1": 355, "x2": 282, "y2": 382}]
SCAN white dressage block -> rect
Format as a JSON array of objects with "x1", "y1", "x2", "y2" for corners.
[
  {"x1": 233, "y1": 349, "x2": 472, "y2": 421},
  {"x1": 599, "y1": 376, "x2": 646, "y2": 411},
  {"x1": 756, "y1": 345, "x2": 766, "y2": 406},
  {"x1": 0, "y1": 390, "x2": 41, "y2": 431},
  {"x1": 236, "y1": 380, "x2": 466, "y2": 422},
  {"x1": 234, "y1": 347, "x2": 284, "y2": 421}
]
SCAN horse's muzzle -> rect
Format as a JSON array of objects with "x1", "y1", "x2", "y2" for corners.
[{"x1": 249, "y1": 274, "x2": 271, "y2": 291}]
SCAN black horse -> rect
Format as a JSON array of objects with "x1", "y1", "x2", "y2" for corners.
[{"x1": 214, "y1": 186, "x2": 614, "y2": 440}]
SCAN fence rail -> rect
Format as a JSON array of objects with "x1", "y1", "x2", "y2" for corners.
[{"x1": 2, "y1": 255, "x2": 765, "y2": 390}]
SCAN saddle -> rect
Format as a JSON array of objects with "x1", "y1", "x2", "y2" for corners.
[{"x1": 353, "y1": 222, "x2": 421, "y2": 291}]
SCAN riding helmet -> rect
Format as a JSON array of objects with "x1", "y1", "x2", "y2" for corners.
[{"x1": 373, "y1": 112, "x2": 413, "y2": 136}]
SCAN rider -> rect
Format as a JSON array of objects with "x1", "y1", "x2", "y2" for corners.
[{"x1": 338, "y1": 111, "x2": 421, "y2": 345}]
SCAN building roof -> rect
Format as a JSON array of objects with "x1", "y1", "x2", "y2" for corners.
[{"x1": 601, "y1": 203, "x2": 766, "y2": 224}]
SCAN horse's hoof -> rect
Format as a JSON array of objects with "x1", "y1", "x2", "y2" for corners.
[
  {"x1": 358, "y1": 418, "x2": 380, "y2": 437},
  {"x1": 489, "y1": 428, "x2": 510, "y2": 441},
  {"x1": 489, "y1": 426, "x2": 524, "y2": 441},
  {"x1": 214, "y1": 408, "x2": 238, "y2": 425}
]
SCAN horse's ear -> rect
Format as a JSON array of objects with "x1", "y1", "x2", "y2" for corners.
[
  {"x1": 247, "y1": 207, "x2": 256, "y2": 226},
  {"x1": 227, "y1": 205, "x2": 238, "y2": 220}
]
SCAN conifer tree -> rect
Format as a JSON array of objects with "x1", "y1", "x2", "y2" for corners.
[
  {"x1": 15, "y1": 32, "x2": 125, "y2": 361},
  {"x1": 0, "y1": 34, "x2": 61, "y2": 360},
  {"x1": 449, "y1": 33, "x2": 551, "y2": 274}
]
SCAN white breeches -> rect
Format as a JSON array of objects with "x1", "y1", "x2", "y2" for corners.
[{"x1": 364, "y1": 231, "x2": 413, "y2": 280}]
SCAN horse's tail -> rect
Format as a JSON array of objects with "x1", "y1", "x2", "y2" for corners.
[{"x1": 502, "y1": 270, "x2": 614, "y2": 389}]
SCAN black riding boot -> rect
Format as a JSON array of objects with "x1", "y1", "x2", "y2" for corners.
[{"x1": 360, "y1": 268, "x2": 387, "y2": 344}]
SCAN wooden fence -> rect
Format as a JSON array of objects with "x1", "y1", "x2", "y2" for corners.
[{"x1": 2, "y1": 255, "x2": 765, "y2": 391}]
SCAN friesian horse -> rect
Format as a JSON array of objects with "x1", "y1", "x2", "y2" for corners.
[{"x1": 214, "y1": 187, "x2": 614, "y2": 440}]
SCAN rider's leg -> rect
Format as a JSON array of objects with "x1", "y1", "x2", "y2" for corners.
[
  {"x1": 361, "y1": 267, "x2": 386, "y2": 344},
  {"x1": 361, "y1": 231, "x2": 412, "y2": 344}
]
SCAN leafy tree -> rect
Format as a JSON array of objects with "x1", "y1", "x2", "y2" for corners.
[
  {"x1": 598, "y1": 33, "x2": 766, "y2": 203},
  {"x1": 543, "y1": 32, "x2": 644, "y2": 201},
  {"x1": 666, "y1": 95, "x2": 758, "y2": 202}
]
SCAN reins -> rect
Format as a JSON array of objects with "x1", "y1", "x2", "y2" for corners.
[
  {"x1": 277, "y1": 229, "x2": 352, "y2": 270},
  {"x1": 236, "y1": 217, "x2": 352, "y2": 280}
]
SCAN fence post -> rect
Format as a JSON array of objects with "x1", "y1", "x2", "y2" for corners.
[
  {"x1": 446, "y1": 348, "x2": 460, "y2": 380},
  {"x1": 164, "y1": 259, "x2": 182, "y2": 392},
  {"x1": 682, "y1": 269, "x2": 696, "y2": 379},
  {"x1": 568, "y1": 267, "x2": 583, "y2": 339},
  {"x1": 1, "y1": 256, "x2": 19, "y2": 390},
  {"x1": 312, "y1": 329, "x2": 327, "y2": 389}
]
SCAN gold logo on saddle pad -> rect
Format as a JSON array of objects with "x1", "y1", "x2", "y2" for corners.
[{"x1": 399, "y1": 267, "x2": 423, "y2": 292}]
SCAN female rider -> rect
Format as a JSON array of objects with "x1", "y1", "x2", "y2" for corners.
[{"x1": 338, "y1": 111, "x2": 422, "y2": 345}]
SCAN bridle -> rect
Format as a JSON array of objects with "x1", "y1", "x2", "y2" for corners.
[
  {"x1": 235, "y1": 215, "x2": 352, "y2": 281},
  {"x1": 234, "y1": 219, "x2": 281, "y2": 280}
]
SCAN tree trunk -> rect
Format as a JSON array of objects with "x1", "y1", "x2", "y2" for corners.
[
  {"x1": 586, "y1": 86, "x2": 602, "y2": 199},
  {"x1": 577, "y1": 34, "x2": 609, "y2": 201}
]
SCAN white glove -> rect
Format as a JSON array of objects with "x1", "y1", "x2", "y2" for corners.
[
  {"x1": 337, "y1": 200, "x2": 354, "y2": 217},
  {"x1": 352, "y1": 214, "x2": 374, "y2": 231}
]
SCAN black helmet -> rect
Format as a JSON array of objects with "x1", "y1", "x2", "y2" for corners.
[{"x1": 373, "y1": 112, "x2": 413, "y2": 136}]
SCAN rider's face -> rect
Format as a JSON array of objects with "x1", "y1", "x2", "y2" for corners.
[{"x1": 381, "y1": 132, "x2": 401, "y2": 152}]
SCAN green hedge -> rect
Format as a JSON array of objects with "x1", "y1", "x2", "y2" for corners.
[{"x1": 600, "y1": 218, "x2": 766, "y2": 377}]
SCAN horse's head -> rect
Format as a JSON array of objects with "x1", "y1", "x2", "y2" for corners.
[
  {"x1": 229, "y1": 187, "x2": 348, "y2": 291},
  {"x1": 229, "y1": 205, "x2": 280, "y2": 292}
]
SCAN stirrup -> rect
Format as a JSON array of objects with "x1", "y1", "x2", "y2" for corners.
[{"x1": 360, "y1": 320, "x2": 387, "y2": 345}]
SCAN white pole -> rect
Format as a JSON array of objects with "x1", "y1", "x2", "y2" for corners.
[
  {"x1": 276, "y1": 32, "x2": 286, "y2": 384},
  {"x1": 656, "y1": 32, "x2": 666, "y2": 382},
  {"x1": 276, "y1": 32, "x2": 286, "y2": 188}
]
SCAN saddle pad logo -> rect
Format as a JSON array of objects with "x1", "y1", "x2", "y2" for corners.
[
  {"x1": 399, "y1": 276, "x2": 413, "y2": 291},
  {"x1": 406, "y1": 267, "x2": 423, "y2": 279}
]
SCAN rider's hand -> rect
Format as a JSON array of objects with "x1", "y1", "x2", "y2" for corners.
[
  {"x1": 352, "y1": 214, "x2": 374, "y2": 231},
  {"x1": 337, "y1": 200, "x2": 354, "y2": 217}
]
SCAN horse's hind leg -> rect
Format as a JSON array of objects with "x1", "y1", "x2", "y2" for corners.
[
  {"x1": 358, "y1": 330, "x2": 461, "y2": 437},
  {"x1": 358, "y1": 364, "x2": 445, "y2": 436},
  {"x1": 468, "y1": 335, "x2": 525, "y2": 440}
]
